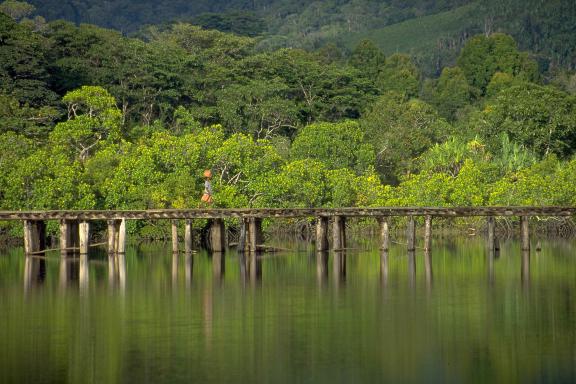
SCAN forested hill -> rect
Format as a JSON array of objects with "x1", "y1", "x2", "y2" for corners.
[{"x1": 18, "y1": 0, "x2": 576, "y2": 73}]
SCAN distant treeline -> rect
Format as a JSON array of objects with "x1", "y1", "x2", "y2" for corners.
[
  {"x1": 13, "y1": 0, "x2": 576, "y2": 73},
  {"x1": 1, "y1": 3, "x2": 576, "y2": 237}
]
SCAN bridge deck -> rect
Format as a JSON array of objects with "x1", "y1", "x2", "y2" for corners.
[{"x1": 1, "y1": 207, "x2": 575, "y2": 221}]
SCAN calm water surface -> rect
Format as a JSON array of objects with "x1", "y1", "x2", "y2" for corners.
[{"x1": 1, "y1": 236, "x2": 575, "y2": 383}]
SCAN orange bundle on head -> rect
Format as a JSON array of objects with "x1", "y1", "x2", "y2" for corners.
[{"x1": 203, "y1": 169, "x2": 212, "y2": 178}]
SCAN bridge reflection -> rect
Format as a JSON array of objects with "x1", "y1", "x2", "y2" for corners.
[{"x1": 22, "y1": 241, "x2": 532, "y2": 293}]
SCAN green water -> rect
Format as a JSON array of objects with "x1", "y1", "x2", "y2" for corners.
[{"x1": 1, "y1": 237, "x2": 575, "y2": 383}]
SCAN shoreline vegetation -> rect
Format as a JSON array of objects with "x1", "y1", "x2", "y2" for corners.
[{"x1": 1, "y1": 2, "x2": 576, "y2": 241}]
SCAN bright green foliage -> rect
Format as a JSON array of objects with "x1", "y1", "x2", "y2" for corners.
[
  {"x1": 209, "y1": 133, "x2": 283, "y2": 207},
  {"x1": 450, "y1": 159, "x2": 497, "y2": 206},
  {"x1": 260, "y1": 159, "x2": 329, "y2": 208},
  {"x1": 50, "y1": 86, "x2": 122, "y2": 161},
  {"x1": 456, "y1": 33, "x2": 538, "y2": 95},
  {"x1": 291, "y1": 120, "x2": 375, "y2": 173},
  {"x1": 361, "y1": 92, "x2": 451, "y2": 182},
  {"x1": 389, "y1": 171, "x2": 454, "y2": 207},
  {"x1": 418, "y1": 136, "x2": 488, "y2": 177},
  {"x1": 471, "y1": 83, "x2": 576, "y2": 158},
  {"x1": 4, "y1": 148, "x2": 96, "y2": 210},
  {"x1": 489, "y1": 156, "x2": 563, "y2": 206},
  {"x1": 376, "y1": 54, "x2": 420, "y2": 98}
]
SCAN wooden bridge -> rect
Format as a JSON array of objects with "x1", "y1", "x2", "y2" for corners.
[{"x1": 1, "y1": 207, "x2": 575, "y2": 257}]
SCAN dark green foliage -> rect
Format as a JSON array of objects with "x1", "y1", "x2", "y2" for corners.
[{"x1": 456, "y1": 33, "x2": 538, "y2": 95}]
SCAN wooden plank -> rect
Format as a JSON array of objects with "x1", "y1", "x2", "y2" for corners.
[{"x1": 2, "y1": 206, "x2": 576, "y2": 221}]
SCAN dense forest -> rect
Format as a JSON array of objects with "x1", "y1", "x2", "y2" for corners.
[
  {"x1": 1, "y1": 1, "x2": 576, "y2": 237},
  {"x1": 17, "y1": 0, "x2": 576, "y2": 73}
]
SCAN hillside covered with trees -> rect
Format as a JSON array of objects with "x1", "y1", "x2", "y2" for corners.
[{"x1": 1, "y1": 1, "x2": 576, "y2": 237}]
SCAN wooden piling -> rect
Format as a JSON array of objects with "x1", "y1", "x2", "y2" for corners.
[
  {"x1": 487, "y1": 216, "x2": 496, "y2": 255},
  {"x1": 107, "y1": 220, "x2": 117, "y2": 254},
  {"x1": 238, "y1": 218, "x2": 247, "y2": 253},
  {"x1": 520, "y1": 216, "x2": 530, "y2": 251},
  {"x1": 59, "y1": 220, "x2": 79, "y2": 257},
  {"x1": 171, "y1": 219, "x2": 179, "y2": 254},
  {"x1": 315, "y1": 217, "x2": 329, "y2": 252},
  {"x1": 79, "y1": 221, "x2": 90, "y2": 254},
  {"x1": 248, "y1": 217, "x2": 263, "y2": 253},
  {"x1": 23, "y1": 220, "x2": 46, "y2": 255},
  {"x1": 379, "y1": 218, "x2": 390, "y2": 252},
  {"x1": 184, "y1": 219, "x2": 193, "y2": 254},
  {"x1": 407, "y1": 216, "x2": 416, "y2": 252},
  {"x1": 424, "y1": 216, "x2": 433, "y2": 284},
  {"x1": 59, "y1": 220, "x2": 70, "y2": 257},
  {"x1": 424, "y1": 215, "x2": 432, "y2": 253},
  {"x1": 210, "y1": 218, "x2": 226, "y2": 253},
  {"x1": 332, "y1": 216, "x2": 346, "y2": 251},
  {"x1": 117, "y1": 219, "x2": 126, "y2": 254}
]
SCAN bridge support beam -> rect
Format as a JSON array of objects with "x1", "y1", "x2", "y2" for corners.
[
  {"x1": 316, "y1": 217, "x2": 329, "y2": 252},
  {"x1": 210, "y1": 218, "x2": 226, "y2": 253},
  {"x1": 107, "y1": 220, "x2": 117, "y2": 254},
  {"x1": 487, "y1": 216, "x2": 496, "y2": 256},
  {"x1": 424, "y1": 215, "x2": 433, "y2": 285},
  {"x1": 248, "y1": 217, "x2": 263, "y2": 253},
  {"x1": 171, "y1": 219, "x2": 179, "y2": 254},
  {"x1": 407, "y1": 216, "x2": 416, "y2": 252},
  {"x1": 332, "y1": 216, "x2": 346, "y2": 251},
  {"x1": 184, "y1": 219, "x2": 193, "y2": 254},
  {"x1": 117, "y1": 219, "x2": 126, "y2": 254},
  {"x1": 59, "y1": 220, "x2": 79, "y2": 257},
  {"x1": 23, "y1": 220, "x2": 46, "y2": 255},
  {"x1": 520, "y1": 216, "x2": 530, "y2": 252},
  {"x1": 79, "y1": 221, "x2": 90, "y2": 254},
  {"x1": 379, "y1": 218, "x2": 390, "y2": 252}
]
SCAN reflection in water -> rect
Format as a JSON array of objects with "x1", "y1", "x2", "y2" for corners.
[
  {"x1": 185, "y1": 253, "x2": 193, "y2": 288},
  {"x1": 212, "y1": 252, "x2": 225, "y2": 283},
  {"x1": 332, "y1": 251, "x2": 346, "y2": 287},
  {"x1": 380, "y1": 250, "x2": 389, "y2": 286},
  {"x1": 487, "y1": 250, "x2": 495, "y2": 286},
  {"x1": 9, "y1": 238, "x2": 576, "y2": 384},
  {"x1": 172, "y1": 253, "x2": 179, "y2": 287},
  {"x1": 424, "y1": 249, "x2": 433, "y2": 289},
  {"x1": 521, "y1": 250, "x2": 530, "y2": 288},
  {"x1": 79, "y1": 254, "x2": 89, "y2": 294},
  {"x1": 238, "y1": 251, "x2": 248, "y2": 285},
  {"x1": 316, "y1": 251, "x2": 329, "y2": 286},
  {"x1": 407, "y1": 251, "x2": 416, "y2": 289},
  {"x1": 23, "y1": 256, "x2": 45, "y2": 292},
  {"x1": 248, "y1": 252, "x2": 261, "y2": 283},
  {"x1": 107, "y1": 254, "x2": 126, "y2": 293}
]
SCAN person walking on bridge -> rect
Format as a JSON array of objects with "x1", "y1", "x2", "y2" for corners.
[{"x1": 201, "y1": 169, "x2": 213, "y2": 206}]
